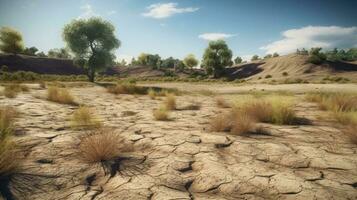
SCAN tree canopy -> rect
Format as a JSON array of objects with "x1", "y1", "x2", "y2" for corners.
[
  {"x1": 0, "y1": 27, "x2": 24, "y2": 54},
  {"x1": 48, "y1": 48, "x2": 71, "y2": 59},
  {"x1": 63, "y1": 17, "x2": 120, "y2": 82},
  {"x1": 251, "y1": 55, "x2": 260, "y2": 61},
  {"x1": 202, "y1": 40, "x2": 233, "y2": 78},
  {"x1": 234, "y1": 56, "x2": 242, "y2": 64},
  {"x1": 183, "y1": 54, "x2": 198, "y2": 69},
  {"x1": 23, "y1": 46, "x2": 38, "y2": 56}
]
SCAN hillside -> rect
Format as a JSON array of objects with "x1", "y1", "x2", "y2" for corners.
[
  {"x1": 0, "y1": 53, "x2": 85, "y2": 75},
  {"x1": 224, "y1": 54, "x2": 357, "y2": 82}
]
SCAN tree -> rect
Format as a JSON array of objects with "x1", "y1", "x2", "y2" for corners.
[
  {"x1": 137, "y1": 53, "x2": 148, "y2": 65},
  {"x1": 0, "y1": 27, "x2": 24, "y2": 54},
  {"x1": 234, "y1": 56, "x2": 242, "y2": 64},
  {"x1": 202, "y1": 40, "x2": 233, "y2": 78},
  {"x1": 273, "y1": 52, "x2": 279, "y2": 57},
  {"x1": 307, "y1": 47, "x2": 326, "y2": 64},
  {"x1": 264, "y1": 54, "x2": 272, "y2": 59},
  {"x1": 161, "y1": 57, "x2": 176, "y2": 68},
  {"x1": 137, "y1": 53, "x2": 161, "y2": 69},
  {"x1": 37, "y1": 51, "x2": 47, "y2": 57},
  {"x1": 48, "y1": 48, "x2": 71, "y2": 59},
  {"x1": 251, "y1": 55, "x2": 260, "y2": 61},
  {"x1": 23, "y1": 46, "x2": 38, "y2": 56},
  {"x1": 63, "y1": 17, "x2": 120, "y2": 82},
  {"x1": 183, "y1": 54, "x2": 198, "y2": 69}
]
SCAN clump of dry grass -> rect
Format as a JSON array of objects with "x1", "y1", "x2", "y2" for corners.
[
  {"x1": 3, "y1": 84, "x2": 29, "y2": 98},
  {"x1": 210, "y1": 112, "x2": 232, "y2": 132},
  {"x1": 0, "y1": 106, "x2": 20, "y2": 179},
  {"x1": 237, "y1": 98, "x2": 297, "y2": 125},
  {"x1": 79, "y1": 129, "x2": 132, "y2": 163},
  {"x1": 345, "y1": 125, "x2": 357, "y2": 144},
  {"x1": 47, "y1": 86, "x2": 76, "y2": 105},
  {"x1": 230, "y1": 112, "x2": 257, "y2": 135},
  {"x1": 216, "y1": 97, "x2": 231, "y2": 108},
  {"x1": 153, "y1": 106, "x2": 170, "y2": 121},
  {"x1": 71, "y1": 106, "x2": 101, "y2": 129},
  {"x1": 39, "y1": 81, "x2": 46, "y2": 89},
  {"x1": 107, "y1": 83, "x2": 147, "y2": 95},
  {"x1": 148, "y1": 88, "x2": 157, "y2": 99},
  {"x1": 164, "y1": 93, "x2": 176, "y2": 110}
]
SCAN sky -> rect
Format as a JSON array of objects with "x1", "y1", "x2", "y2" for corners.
[{"x1": 0, "y1": 0, "x2": 356, "y2": 62}]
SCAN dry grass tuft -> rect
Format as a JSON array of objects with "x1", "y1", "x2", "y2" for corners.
[
  {"x1": 216, "y1": 97, "x2": 231, "y2": 108},
  {"x1": 306, "y1": 92, "x2": 357, "y2": 112},
  {"x1": 39, "y1": 81, "x2": 46, "y2": 89},
  {"x1": 230, "y1": 112, "x2": 256, "y2": 135},
  {"x1": 71, "y1": 106, "x2": 101, "y2": 129},
  {"x1": 0, "y1": 106, "x2": 20, "y2": 179},
  {"x1": 210, "y1": 112, "x2": 232, "y2": 132},
  {"x1": 153, "y1": 106, "x2": 170, "y2": 121},
  {"x1": 47, "y1": 86, "x2": 76, "y2": 105},
  {"x1": 164, "y1": 93, "x2": 176, "y2": 110},
  {"x1": 345, "y1": 125, "x2": 357, "y2": 144},
  {"x1": 148, "y1": 88, "x2": 157, "y2": 99},
  {"x1": 3, "y1": 83, "x2": 29, "y2": 98},
  {"x1": 79, "y1": 129, "x2": 132, "y2": 163},
  {"x1": 107, "y1": 83, "x2": 147, "y2": 95}
]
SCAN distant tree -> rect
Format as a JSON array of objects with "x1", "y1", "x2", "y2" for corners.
[
  {"x1": 251, "y1": 55, "x2": 260, "y2": 61},
  {"x1": 234, "y1": 56, "x2": 242, "y2": 64},
  {"x1": 161, "y1": 57, "x2": 176, "y2": 68},
  {"x1": 202, "y1": 40, "x2": 233, "y2": 78},
  {"x1": 137, "y1": 53, "x2": 148, "y2": 65},
  {"x1": 23, "y1": 46, "x2": 38, "y2": 56},
  {"x1": 48, "y1": 48, "x2": 71, "y2": 59},
  {"x1": 130, "y1": 58, "x2": 138, "y2": 66},
  {"x1": 307, "y1": 47, "x2": 326, "y2": 64},
  {"x1": 346, "y1": 48, "x2": 357, "y2": 61},
  {"x1": 296, "y1": 48, "x2": 308, "y2": 55},
  {"x1": 0, "y1": 27, "x2": 24, "y2": 54},
  {"x1": 63, "y1": 17, "x2": 120, "y2": 82},
  {"x1": 147, "y1": 54, "x2": 161, "y2": 69},
  {"x1": 273, "y1": 52, "x2": 279, "y2": 57},
  {"x1": 264, "y1": 54, "x2": 272, "y2": 59},
  {"x1": 183, "y1": 54, "x2": 198, "y2": 69},
  {"x1": 36, "y1": 51, "x2": 47, "y2": 57}
]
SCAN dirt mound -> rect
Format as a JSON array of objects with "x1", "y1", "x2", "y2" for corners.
[
  {"x1": 0, "y1": 54, "x2": 86, "y2": 75},
  {"x1": 113, "y1": 65, "x2": 165, "y2": 77},
  {"x1": 224, "y1": 54, "x2": 357, "y2": 81}
]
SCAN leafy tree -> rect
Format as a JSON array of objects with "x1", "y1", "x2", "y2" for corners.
[
  {"x1": 147, "y1": 54, "x2": 161, "y2": 69},
  {"x1": 130, "y1": 58, "x2": 138, "y2": 66},
  {"x1": 296, "y1": 48, "x2": 308, "y2": 55},
  {"x1": 273, "y1": 52, "x2": 279, "y2": 57},
  {"x1": 234, "y1": 56, "x2": 242, "y2": 64},
  {"x1": 307, "y1": 47, "x2": 326, "y2": 64},
  {"x1": 202, "y1": 40, "x2": 233, "y2": 78},
  {"x1": 264, "y1": 54, "x2": 272, "y2": 59},
  {"x1": 346, "y1": 48, "x2": 357, "y2": 61},
  {"x1": 23, "y1": 46, "x2": 38, "y2": 56},
  {"x1": 63, "y1": 17, "x2": 120, "y2": 82},
  {"x1": 37, "y1": 51, "x2": 47, "y2": 57},
  {"x1": 183, "y1": 54, "x2": 198, "y2": 69},
  {"x1": 251, "y1": 55, "x2": 260, "y2": 61},
  {"x1": 137, "y1": 53, "x2": 148, "y2": 65},
  {"x1": 48, "y1": 48, "x2": 71, "y2": 59},
  {"x1": 0, "y1": 27, "x2": 24, "y2": 54},
  {"x1": 161, "y1": 57, "x2": 176, "y2": 68}
]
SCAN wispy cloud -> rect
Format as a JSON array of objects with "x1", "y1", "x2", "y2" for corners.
[
  {"x1": 260, "y1": 26, "x2": 357, "y2": 54},
  {"x1": 106, "y1": 10, "x2": 117, "y2": 16},
  {"x1": 142, "y1": 3, "x2": 199, "y2": 19},
  {"x1": 78, "y1": 4, "x2": 99, "y2": 19},
  {"x1": 198, "y1": 33, "x2": 236, "y2": 41},
  {"x1": 116, "y1": 54, "x2": 134, "y2": 63}
]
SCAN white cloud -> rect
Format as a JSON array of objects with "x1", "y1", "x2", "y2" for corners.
[
  {"x1": 78, "y1": 4, "x2": 100, "y2": 19},
  {"x1": 241, "y1": 54, "x2": 254, "y2": 62},
  {"x1": 260, "y1": 26, "x2": 357, "y2": 54},
  {"x1": 142, "y1": 3, "x2": 199, "y2": 19},
  {"x1": 198, "y1": 33, "x2": 236, "y2": 41}
]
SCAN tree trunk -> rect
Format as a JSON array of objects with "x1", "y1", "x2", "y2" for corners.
[{"x1": 88, "y1": 68, "x2": 95, "y2": 82}]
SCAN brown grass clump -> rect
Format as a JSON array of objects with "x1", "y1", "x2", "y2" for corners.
[
  {"x1": 71, "y1": 106, "x2": 101, "y2": 129},
  {"x1": 164, "y1": 93, "x2": 176, "y2": 110},
  {"x1": 148, "y1": 88, "x2": 157, "y2": 99},
  {"x1": 230, "y1": 112, "x2": 257, "y2": 135},
  {"x1": 153, "y1": 106, "x2": 169, "y2": 121},
  {"x1": 79, "y1": 129, "x2": 132, "y2": 163},
  {"x1": 47, "y1": 86, "x2": 76, "y2": 105},
  {"x1": 3, "y1": 84, "x2": 29, "y2": 98},
  {"x1": 216, "y1": 97, "x2": 231, "y2": 108},
  {"x1": 0, "y1": 107, "x2": 20, "y2": 179},
  {"x1": 306, "y1": 92, "x2": 357, "y2": 112},
  {"x1": 345, "y1": 125, "x2": 357, "y2": 144},
  {"x1": 210, "y1": 112, "x2": 232, "y2": 132},
  {"x1": 39, "y1": 81, "x2": 46, "y2": 89},
  {"x1": 107, "y1": 83, "x2": 147, "y2": 95}
]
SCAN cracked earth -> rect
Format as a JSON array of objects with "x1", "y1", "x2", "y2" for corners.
[{"x1": 0, "y1": 83, "x2": 357, "y2": 200}]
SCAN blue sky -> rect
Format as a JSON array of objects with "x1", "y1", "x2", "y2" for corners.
[{"x1": 0, "y1": 0, "x2": 356, "y2": 62}]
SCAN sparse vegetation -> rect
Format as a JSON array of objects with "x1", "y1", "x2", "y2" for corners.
[
  {"x1": 71, "y1": 106, "x2": 101, "y2": 129},
  {"x1": 79, "y1": 129, "x2": 132, "y2": 163},
  {"x1": 164, "y1": 93, "x2": 176, "y2": 110},
  {"x1": 3, "y1": 83, "x2": 29, "y2": 98},
  {"x1": 282, "y1": 72, "x2": 288, "y2": 76},
  {"x1": 47, "y1": 86, "x2": 76, "y2": 105},
  {"x1": 216, "y1": 97, "x2": 231, "y2": 108},
  {"x1": 265, "y1": 75, "x2": 272, "y2": 79},
  {"x1": 0, "y1": 106, "x2": 20, "y2": 180},
  {"x1": 107, "y1": 83, "x2": 147, "y2": 95},
  {"x1": 153, "y1": 106, "x2": 169, "y2": 121}
]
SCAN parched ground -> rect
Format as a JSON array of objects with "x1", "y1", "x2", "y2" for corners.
[{"x1": 1, "y1": 83, "x2": 357, "y2": 200}]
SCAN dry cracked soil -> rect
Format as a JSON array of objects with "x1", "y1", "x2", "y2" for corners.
[{"x1": 0, "y1": 83, "x2": 357, "y2": 200}]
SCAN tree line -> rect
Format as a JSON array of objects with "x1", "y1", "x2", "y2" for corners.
[{"x1": 0, "y1": 17, "x2": 356, "y2": 82}]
